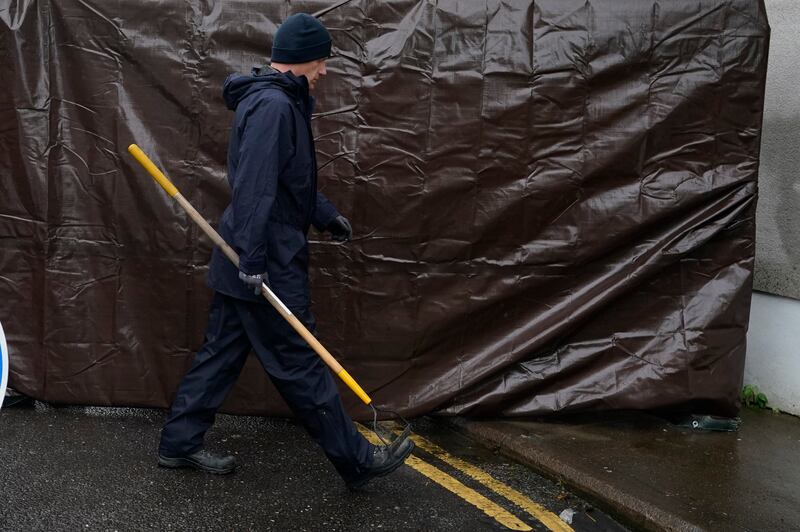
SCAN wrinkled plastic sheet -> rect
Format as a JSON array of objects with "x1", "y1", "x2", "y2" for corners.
[{"x1": 0, "y1": 0, "x2": 769, "y2": 419}]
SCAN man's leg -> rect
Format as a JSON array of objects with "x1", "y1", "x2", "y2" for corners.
[
  {"x1": 234, "y1": 299, "x2": 373, "y2": 482},
  {"x1": 159, "y1": 293, "x2": 252, "y2": 459}
]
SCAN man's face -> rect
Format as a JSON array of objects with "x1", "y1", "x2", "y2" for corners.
[{"x1": 292, "y1": 59, "x2": 327, "y2": 91}]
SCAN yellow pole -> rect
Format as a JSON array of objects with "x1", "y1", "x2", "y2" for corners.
[{"x1": 127, "y1": 144, "x2": 372, "y2": 406}]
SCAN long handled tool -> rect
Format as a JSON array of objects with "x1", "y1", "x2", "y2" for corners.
[{"x1": 127, "y1": 144, "x2": 410, "y2": 447}]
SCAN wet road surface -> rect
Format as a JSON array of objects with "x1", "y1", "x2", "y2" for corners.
[{"x1": 0, "y1": 404, "x2": 626, "y2": 531}]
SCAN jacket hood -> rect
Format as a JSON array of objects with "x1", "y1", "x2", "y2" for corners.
[{"x1": 222, "y1": 66, "x2": 309, "y2": 110}]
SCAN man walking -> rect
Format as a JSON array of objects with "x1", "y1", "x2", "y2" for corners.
[{"x1": 157, "y1": 13, "x2": 413, "y2": 489}]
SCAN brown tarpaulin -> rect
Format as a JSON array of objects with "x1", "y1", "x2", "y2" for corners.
[{"x1": 0, "y1": 0, "x2": 768, "y2": 419}]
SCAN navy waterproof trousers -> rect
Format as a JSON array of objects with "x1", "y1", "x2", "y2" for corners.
[{"x1": 159, "y1": 292, "x2": 373, "y2": 481}]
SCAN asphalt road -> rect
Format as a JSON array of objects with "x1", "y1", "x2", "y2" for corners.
[{"x1": 0, "y1": 403, "x2": 626, "y2": 531}]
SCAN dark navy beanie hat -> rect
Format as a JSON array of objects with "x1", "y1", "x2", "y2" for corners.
[{"x1": 271, "y1": 13, "x2": 332, "y2": 64}]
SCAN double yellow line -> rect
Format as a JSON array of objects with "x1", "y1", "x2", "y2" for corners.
[{"x1": 358, "y1": 426, "x2": 573, "y2": 532}]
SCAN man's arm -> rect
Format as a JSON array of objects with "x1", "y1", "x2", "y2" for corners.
[
  {"x1": 312, "y1": 191, "x2": 339, "y2": 232},
  {"x1": 313, "y1": 191, "x2": 352, "y2": 241},
  {"x1": 232, "y1": 101, "x2": 293, "y2": 276}
]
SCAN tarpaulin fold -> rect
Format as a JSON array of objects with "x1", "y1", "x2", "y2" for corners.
[{"x1": 0, "y1": 0, "x2": 768, "y2": 419}]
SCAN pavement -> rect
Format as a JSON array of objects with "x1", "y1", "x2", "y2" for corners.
[
  {"x1": 3, "y1": 399, "x2": 797, "y2": 531},
  {"x1": 446, "y1": 408, "x2": 800, "y2": 532}
]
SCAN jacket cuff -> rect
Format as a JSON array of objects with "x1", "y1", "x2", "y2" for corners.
[
  {"x1": 314, "y1": 208, "x2": 339, "y2": 232},
  {"x1": 238, "y1": 256, "x2": 267, "y2": 275}
]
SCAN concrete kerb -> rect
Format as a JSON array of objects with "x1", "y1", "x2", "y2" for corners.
[{"x1": 439, "y1": 417, "x2": 702, "y2": 532}]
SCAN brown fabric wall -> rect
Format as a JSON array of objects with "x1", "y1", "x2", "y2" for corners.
[{"x1": 0, "y1": 0, "x2": 768, "y2": 419}]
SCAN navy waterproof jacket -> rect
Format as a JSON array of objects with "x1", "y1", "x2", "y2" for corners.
[{"x1": 208, "y1": 67, "x2": 339, "y2": 307}]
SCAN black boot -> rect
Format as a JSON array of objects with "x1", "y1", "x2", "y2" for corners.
[
  {"x1": 347, "y1": 437, "x2": 415, "y2": 490},
  {"x1": 158, "y1": 449, "x2": 237, "y2": 475}
]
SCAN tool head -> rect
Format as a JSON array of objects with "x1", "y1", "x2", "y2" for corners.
[{"x1": 369, "y1": 403, "x2": 412, "y2": 449}]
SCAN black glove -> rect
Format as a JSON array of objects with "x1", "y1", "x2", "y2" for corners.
[
  {"x1": 238, "y1": 271, "x2": 269, "y2": 295},
  {"x1": 327, "y1": 215, "x2": 352, "y2": 242}
]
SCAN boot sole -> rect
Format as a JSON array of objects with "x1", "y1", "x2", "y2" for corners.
[
  {"x1": 157, "y1": 455, "x2": 236, "y2": 475},
  {"x1": 347, "y1": 440, "x2": 415, "y2": 490}
]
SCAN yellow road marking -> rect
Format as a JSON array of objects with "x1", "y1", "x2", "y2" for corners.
[
  {"x1": 358, "y1": 426, "x2": 532, "y2": 531},
  {"x1": 406, "y1": 455, "x2": 533, "y2": 531},
  {"x1": 404, "y1": 432, "x2": 574, "y2": 532}
]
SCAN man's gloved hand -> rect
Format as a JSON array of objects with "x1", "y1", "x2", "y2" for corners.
[
  {"x1": 327, "y1": 215, "x2": 352, "y2": 242},
  {"x1": 238, "y1": 271, "x2": 269, "y2": 295}
]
